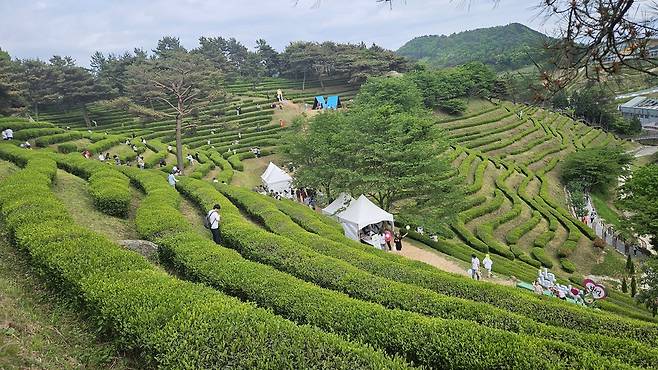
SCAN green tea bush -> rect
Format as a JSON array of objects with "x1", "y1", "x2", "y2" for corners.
[
  {"x1": 560, "y1": 258, "x2": 577, "y2": 273},
  {"x1": 57, "y1": 142, "x2": 78, "y2": 154},
  {"x1": 533, "y1": 231, "x2": 555, "y2": 248},
  {"x1": 531, "y1": 247, "x2": 554, "y2": 268},
  {"x1": 212, "y1": 182, "x2": 658, "y2": 345},
  {"x1": 34, "y1": 131, "x2": 84, "y2": 147},
  {"x1": 88, "y1": 169, "x2": 132, "y2": 217},
  {"x1": 0, "y1": 147, "x2": 412, "y2": 369},
  {"x1": 13, "y1": 127, "x2": 65, "y2": 141},
  {"x1": 507, "y1": 211, "x2": 542, "y2": 244}
]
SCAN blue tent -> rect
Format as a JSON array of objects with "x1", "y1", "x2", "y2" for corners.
[
  {"x1": 312, "y1": 96, "x2": 326, "y2": 110},
  {"x1": 325, "y1": 96, "x2": 341, "y2": 109}
]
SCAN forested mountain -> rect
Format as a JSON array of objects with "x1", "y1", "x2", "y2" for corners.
[{"x1": 397, "y1": 23, "x2": 552, "y2": 71}]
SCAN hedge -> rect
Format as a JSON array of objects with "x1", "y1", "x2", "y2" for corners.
[
  {"x1": 88, "y1": 169, "x2": 132, "y2": 217},
  {"x1": 212, "y1": 182, "x2": 658, "y2": 345},
  {"x1": 460, "y1": 189, "x2": 505, "y2": 223},
  {"x1": 34, "y1": 131, "x2": 85, "y2": 147},
  {"x1": 208, "y1": 152, "x2": 234, "y2": 183},
  {"x1": 0, "y1": 147, "x2": 411, "y2": 369},
  {"x1": 507, "y1": 211, "x2": 542, "y2": 244},
  {"x1": 57, "y1": 142, "x2": 78, "y2": 154},
  {"x1": 227, "y1": 153, "x2": 244, "y2": 171},
  {"x1": 560, "y1": 258, "x2": 577, "y2": 273},
  {"x1": 86, "y1": 134, "x2": 126, "y2": 154},
  {"x1": 510, "y1": 245, "x2": 542, "y2": 268},
  {"x1": 534, "y1": 231, "x2": 555, "y2": 248},
  {"x1": 13, "y1": 127, "x2": 65, "y2": 141},
  {"x1": 169, "y1": 177, "x2": 658, "y2": 367},
  {"x1": 531, "y1": 247, "x2": 554, "y2": 268}
]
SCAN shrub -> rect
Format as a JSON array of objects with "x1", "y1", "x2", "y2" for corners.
[
  {"x1": 57, "y1": 142, "x2": 78, "y2": 154},
  {"x1": 35, "y1": 131, "x2": 84, "y2": 147},
  {"x1": 533, "y1": 231, "x2": 555, "y2": 248},
  {"x1": 88, "y1": 169, "x2": 132, "y2": 217},
  {"x1": 13, "y1": 127, "x2": 65, "y2": 141},
  {"x1": 593, "y1": 237, "x2": 606, "y2": 249},
  {"x1": 507, "y1": 211, "x2": 542, "y2": 244},
  {"x1": 557, "y1": 240, "x2": 578, "y2": 258},
  {"x1": 0, "y1": 148, "x2": 412, "y2": 369},
  {"x1": 227, "y1": 154, "x2": 243, "y2": 171},
  {"x1": 560, "y1": 258, "x2": 577, "y2": 273},
  {"x1": 531, "y1": 247, "x2": 554, "y2": 268},
  {"x1": 210, "y1": 181, "x2": 658, "y2": 346}
]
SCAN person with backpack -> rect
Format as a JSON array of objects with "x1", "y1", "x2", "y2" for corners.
[{"x1": 205, "y1": 204, "x2": 221, "y2": 244}]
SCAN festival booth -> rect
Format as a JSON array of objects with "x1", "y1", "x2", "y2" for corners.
[
  {"x1": 336, "y1": 195, "x2": 394, "y2": 246},
  {"x1": 261, "y1": 162, "x2": 293, "y2": 196},
  {"x1": 312, "y1": 96, "x2": 326, "y2": 110},
  {"x1": 322, "y1": 192, "x2": 355, "y2": 218},
  {"x1": 325, "y1": 96, "x2": 342, "y2": 110}
]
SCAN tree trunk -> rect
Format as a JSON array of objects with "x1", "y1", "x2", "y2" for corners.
[
  {"x1": 81, "y1": 104, "x2": 91, "y2": 127},
  {"x1": 34, "y1": 102, "x2": 39, "y2": 122},
  {"x1": 302, "y1": 69, "x2": 306, "y2": 91},
  {"x1": 176, "y1": 113, "x2": 184, "y2": 170},
  {"x1": 319, "y1": 75, "x2": 325, "y2": 90}
]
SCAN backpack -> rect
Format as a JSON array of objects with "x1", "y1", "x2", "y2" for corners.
[{"x1": 204, "y1": 211, "x2": 214, "y2": 229}]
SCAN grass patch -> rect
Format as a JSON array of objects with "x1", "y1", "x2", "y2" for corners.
[
  {"x1": 590, "y1": 249, "x2": 628, "y2": 277},
  {"x1": 591, "y1": 192, "x2": 622, "y2": 229},
  {"x1": 231, "y1": 154, "x2": 281, "y2": 189},
  {"x1": 52, "y1": 170, "x2": 140, "y2": 241}
]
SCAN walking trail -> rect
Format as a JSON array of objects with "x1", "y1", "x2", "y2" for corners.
[{"x1": 399, "y1": 238, "x2": 516, "y2": 286}]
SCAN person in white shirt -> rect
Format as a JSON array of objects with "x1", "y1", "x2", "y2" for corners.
[
  {"x1": 186, "y1": 154, "x2": 195, "y2": 165},
  {"x1": 482, "y1": 254, "x2": 493, "y2": 278},
  {"x1": 167, "y1": 171, "x2": 178, "y2": 187},
  {"x1": 5, "y1": 128, "x2": 13, "y2": 140},
  {"x1": 167, "y1": 145, "x2": 173, "y2": 153},
  {"x1": 470, "y1": 254, "x2": 481, "y2": 280},
  {"x1": 137, "y1": 155, "x2": 145, "y2": 170},
  {"x1": 1, "y1": 130, "x2": 6, "y2": 140},
  {"x1": 98, "y1": 153, "x2": 105, "y2": 161},
  {"x1": 207, "y1": 204, "x2": 221, "y2": 244},
  {"x1": 370, "y1": 232, "x2": 381, "y2": 249}
]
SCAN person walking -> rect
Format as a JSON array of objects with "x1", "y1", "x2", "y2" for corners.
[
  {"x1": 482, "y1": 253, "x2": 493, "y2": 278},
  {"x1": 206, "y1": 204, "x2": 221, "y2": 244},
  {"x1": 167, "y1": 170, "x2": 179, "y2": 187},
  {"x1": 379, "y1": 231, "x2": 387, "y2": 251},
  {"x1": 276, "y1": 89, "x2": 283, "y2": 102},
  {"x1": 393, "y1": 230, "x2": 407, "y2": 251},
  {"x1": 384, "y1": 228, "x2": 393, "y2": 251},
  {"x1": 470, "y1": 254, "x2": 481, "y2": 280}
]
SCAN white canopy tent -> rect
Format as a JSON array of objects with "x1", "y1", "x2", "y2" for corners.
[
  {"x1": 337, "y1": 194, "x2": 394, "y2": 242},
  {"x1": 261, "y1": 162, "x2": 293, "y2": 195},
  {"x1": 322, "y1": 192, "x2": 355, "y2": 218}
]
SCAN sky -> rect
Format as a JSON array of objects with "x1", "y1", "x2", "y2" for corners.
[{"x1": 0, "y1": 0, "x2": 555, "y2": 67}]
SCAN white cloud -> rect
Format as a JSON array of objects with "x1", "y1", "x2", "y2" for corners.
[{"x1": 0, "y1": 0, "x2": 555, "y2": 66}]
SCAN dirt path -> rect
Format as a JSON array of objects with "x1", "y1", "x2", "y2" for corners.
[{"x1": 399, "y1": 238, "x2": 516, "y2": 286}]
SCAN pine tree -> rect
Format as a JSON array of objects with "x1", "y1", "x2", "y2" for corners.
[
  {"x1": 631, "y1": 275, "x2": 637, "y2": 297},
  {"x1": 626, "y1": 254, "x2": 634, "y2": 273},
  {"x1": 621, "y1": 277, "x2": 628, "y2": 293}
]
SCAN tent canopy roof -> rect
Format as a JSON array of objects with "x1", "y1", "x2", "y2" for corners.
[
  {"x1": 337, "y1": 194, "x2": 394, "y2": 230},
  {"x1": 322, "y1": 192, "x2": 355, "y2": 216},
  {"x1": 261, "y1": 162, "x2": 292, "y2": 185}
]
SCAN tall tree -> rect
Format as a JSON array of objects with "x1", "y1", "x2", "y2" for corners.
[
  {"x1": 560, "y1": 147, "x2": 632, "y2": 192},
  {"x1": 126, "y1": 50, "x2": 224, "y2": 168},
  {"x1": 49, "y1": 56, "x2": 111, "y2": 126},
  {"x1": 284, "y1": 76, "x2": 463, "y2": 230},
  {"x1": 256, "y1": 39, "x2": 281, "y2": 76},
  {"x1": 636, "y1": 257, "x2": 658, "y2": 317},
  {"x1": 618, "y1": 164, "x2": 658, "y2": 246},
  {"x1": 0, "y1": 48, "x2": 21, "y2": 115},
  {"x1": 15, "y1": 59, "x2": 58, "y2": 120}
]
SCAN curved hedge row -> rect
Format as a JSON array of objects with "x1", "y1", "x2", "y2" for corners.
[
  {"x1": 34, "y1": 131, "x2": 85, "y2": 147},
  {"x1": 0, "y1": 154, "x2": 408, "y2": 370},
  {"x1": 213, "y1": 182, "x2": 658, "y2": 345},
  {"x1": 88, "y1": 169, "x2": 132, "y2": 217},
  {"x1": 560, "y1": 258, "x2": 577, "y2": 273},
  {"x1": 461, "y1": 189, "x2": 505, "y2": 223},
  {"x1": 86, "y1": 134, "x2": 126, "y2": 154},
  {"x1": 14, "y1": 127, "x2": 65, "y2": 141},
  {"x1": 510, "y1": 245, "x2": 542, "y2": 268},
  {"x1": 57, "y1": 142, "x2": 78, "y2": 154},
  {"x1": 534, "y1": 230, "x2": 555, "y2": 248},
  {"x1": 531, "y1": 247, "x2": 554, "y2": 268},
  {"x1": 507, "y1": 210, "x2": 542, "y2": 244},
  {"x1": 171, "y1": 176, "x2": 658, "y2": 367}
]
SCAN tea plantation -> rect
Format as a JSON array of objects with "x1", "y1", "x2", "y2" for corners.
[{"x1": 1, "y1": 78, "x2": 657, "y2": 369}]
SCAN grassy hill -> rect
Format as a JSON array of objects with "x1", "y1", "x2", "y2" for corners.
[
  {"x1": 0, "y1": 77, "x2": 657, "y2": 368},
  {"x1": 397, "y1": 23, "x2": 552, "y2": 70}
]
